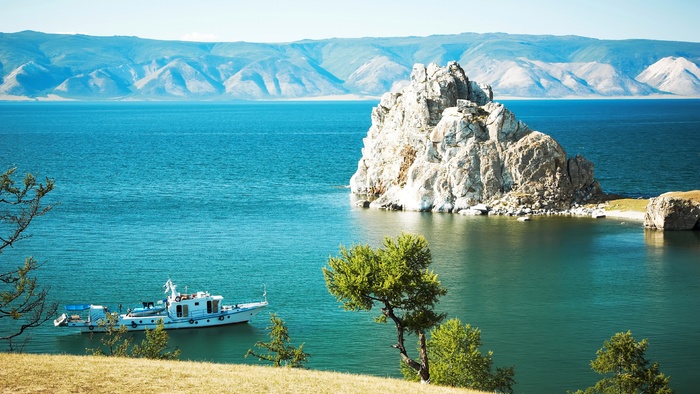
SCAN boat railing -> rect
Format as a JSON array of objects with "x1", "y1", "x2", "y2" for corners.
[{"x1": 177, "y1": 301, "x2": 265, "y2": 320}]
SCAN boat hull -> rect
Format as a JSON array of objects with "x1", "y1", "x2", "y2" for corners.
[{"x1": 59, "y1": 301, "x2": 267, "y2": 333}]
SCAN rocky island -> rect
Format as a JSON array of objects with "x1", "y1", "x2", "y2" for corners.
[
  {"x1": 350, "y1": 61, "x2": 603, "y2": 215},
  {"x1": 644, "y1": 191, "x2": 700, "y2": 230}
]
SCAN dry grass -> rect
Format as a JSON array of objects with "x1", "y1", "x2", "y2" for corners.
[
  {"x1": 662, "y1": 190, "x2": 700, "y2": 202},
  {"x1": 0, "y1": 353, "x2": 482, "y2": 394},
  {"x1": 604, "y1": 198, "x2": 649, "y2": 212},
  {"x1": 603, "y1": 190, "x2": 700, "y2": 214}
]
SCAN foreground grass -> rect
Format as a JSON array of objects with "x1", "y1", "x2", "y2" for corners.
[{"x1": 0, "y1": 353, "x2": 482, "y2": 394}]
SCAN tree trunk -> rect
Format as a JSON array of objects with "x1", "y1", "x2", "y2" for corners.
[
  {"x1": 418, "y1": 332, "x2": 430, "y2": 383},
  {"x1": 383, "y1": 303, "x2": 428, "y2": 382}
]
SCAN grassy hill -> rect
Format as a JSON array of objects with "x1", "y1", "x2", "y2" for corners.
[{"x1": 0, "y1": 353, "x2": 482, "y2": 394}]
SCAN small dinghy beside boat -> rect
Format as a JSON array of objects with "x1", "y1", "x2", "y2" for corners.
[{"x1": 128, "y1": 301, "x2": 166, "y2": 317}]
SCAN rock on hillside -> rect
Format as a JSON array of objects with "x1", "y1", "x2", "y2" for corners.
[
  {"x1": 350, "y1": 62, "x2": 603, "y2": 213},
  {"x1": 644, "y1": 191, "x2": 700, "y2": 230}
]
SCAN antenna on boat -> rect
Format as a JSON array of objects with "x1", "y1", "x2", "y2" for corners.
[
  {"x1": 164, "y1": 279, "x2": 172, "y2": 293},
  {"x1": 164, "y1": 279, "x2": 177, "y2": 298}
]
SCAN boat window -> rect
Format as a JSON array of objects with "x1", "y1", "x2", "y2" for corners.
[
  {"x1": 176, "y1": 305, "x2": 183, "y2": 318},
  {"x1": 207, "y1": 301, "x2": 212, "y2": 314}
]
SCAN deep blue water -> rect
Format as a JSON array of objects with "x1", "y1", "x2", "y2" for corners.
[
  {"x1": 0, "y1": 100, "x2": 699, "y2": 393},
  {"x1": 504, "y1": 99, "x2": 700, "y2": 197}
]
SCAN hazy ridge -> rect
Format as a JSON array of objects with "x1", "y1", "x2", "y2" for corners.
[{"x1": 1, "y1": 30, "x2": 699, "y2": 100}]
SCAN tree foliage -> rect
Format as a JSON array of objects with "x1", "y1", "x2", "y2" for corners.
[
  {"x1": 323, "y1": 233, "x2": 447, "y2": 383},
  {"x1": 132, "y1": 320, "x2": 181, "y2": 360},
  {"x1": 245, "y1": 312, "x2": 310, "y2": 368},
  {"x1": 571, "y1": 331, "x2": 672, "y2": 394},
  {"x1": 87, "y1": 313, "x2": 180, "y2": 360},
  {"x1": 0, "y1": 168, "x2": 57, "y2": 351},
  {"x1": 86, "y1": 312, "x2": 132, "y2": 357},
  {"x1": 402, "y1": 318, "x2": 515, "y2": 392}
]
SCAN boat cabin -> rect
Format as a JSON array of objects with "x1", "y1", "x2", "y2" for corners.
[{"x1": 168, "y1": 291, "x2": 223, "y2": 319}]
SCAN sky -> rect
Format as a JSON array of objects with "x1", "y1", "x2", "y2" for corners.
[{"x1": 1, "y1": 0, "x2": 698, "y2": 43}]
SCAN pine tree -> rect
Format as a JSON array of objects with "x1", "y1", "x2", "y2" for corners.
[
  {"x1": 323, "y1": 233, "x2": 447, "y2": 383},
  {"x1": 245, "y1": 313, "x2": 310, "y2": 368},
  {"x1": 132, "y1": 320, "x2": 181, "y2": 360},
  {"x1": 571, "y1": 331, "x2": 672, "y2": 394},
  {"x1": 0, "y1": 168, "x2": 57, "y2": 351},
  {"x1": 402, "y1": 318, "x2": 515, "y2": 392},
  {"x1": 86, "y1": 312, "x2": 132, "y2": 357}
]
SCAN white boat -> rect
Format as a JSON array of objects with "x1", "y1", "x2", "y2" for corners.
[{"x1": 54, "y1": 280, "x2": 267, "y2": 332}]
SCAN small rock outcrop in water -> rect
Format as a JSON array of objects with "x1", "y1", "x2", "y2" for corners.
[
  {"x1": 644, "y1": 192, "x2": 700, "y2": 230},
  {"x1": 350, "y1": 62, "x2": 602, "y2": 213}
]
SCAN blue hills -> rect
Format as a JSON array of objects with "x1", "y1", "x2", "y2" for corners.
[{"x1": 1, "y1": 30, "x2": 699, "y2": 100}]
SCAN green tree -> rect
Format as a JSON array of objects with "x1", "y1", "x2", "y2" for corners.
[
  {"x1": 571, "y1": 331, "x2": 672, "y2": 394},
  {"x1": 323, "y1": 233, "x2": 447, "y2": 383},
  {"x1": 245, "y1": 313, "x2": 310, "y2": 368},
  {"x1": 132, "y1": 320, "x2": 181, "y2": 360},
  {"x1": 0, "y1": 168, "x2": 57, "y2": 351},
  {"x1": 88, "y1": 314, "x2": 180, "y2": 360},
  {"x1": 86, "y1": 312, "x2": 132, "y2": 357},
  {"x1": 402, "y1": 318, "x2": 515, "y2": 392}
]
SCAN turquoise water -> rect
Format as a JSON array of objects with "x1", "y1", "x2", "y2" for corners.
[{"x1": 0, "y1": 100, "x2": 699, "y2": 393}]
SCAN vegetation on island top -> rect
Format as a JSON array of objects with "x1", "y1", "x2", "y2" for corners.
[
  {"x1": 664, "y1": 190, "x2": 700, "y2": 202},
  {"x1": 603, "y1": 198, "x2": 650, "y2": 212},
  {"x1": 602, "y1": 191, "x2": 700, "y2": 213}
]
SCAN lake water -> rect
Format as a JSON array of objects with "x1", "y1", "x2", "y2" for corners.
[{"x1": 1, "y1": 100, "x2": 699, "y2": 393}]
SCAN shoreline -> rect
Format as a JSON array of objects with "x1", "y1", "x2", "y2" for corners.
[
  {"x1": 2, "y1": 94, "x2": 700, "y2": 103},
  {"x1": 601, "y1": 209, "x2": 645, "y2": 221}
]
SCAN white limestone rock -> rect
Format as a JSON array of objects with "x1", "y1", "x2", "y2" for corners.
[
  {"x1": 644, "y1": 192, "x2": 700, "y2": 230},
  {"x1": 350, "y1": 61, "x2": 602, "y2": 212}
]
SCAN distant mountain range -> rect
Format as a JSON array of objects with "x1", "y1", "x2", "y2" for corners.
[{"x1": 1, "y1": 30, "x2": 700, "y2": 100}]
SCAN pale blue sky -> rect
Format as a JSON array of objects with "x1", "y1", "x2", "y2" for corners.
[{"x1": 1, "y1": 0, "x2": 698, "y2": 43}]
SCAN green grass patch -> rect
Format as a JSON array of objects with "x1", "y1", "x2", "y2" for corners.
[{"x1": 604, "y1": 198, "x2": 649, "y2": 212}]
